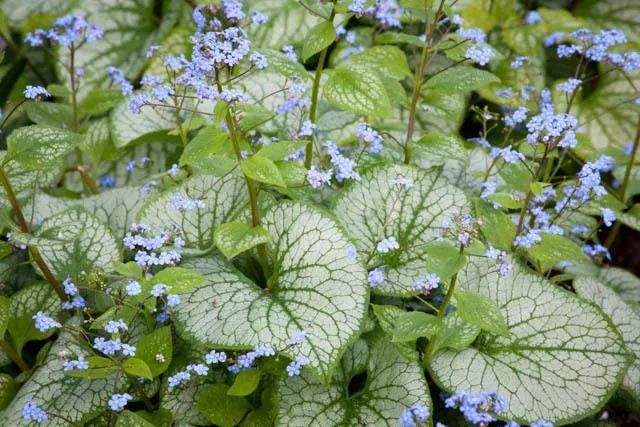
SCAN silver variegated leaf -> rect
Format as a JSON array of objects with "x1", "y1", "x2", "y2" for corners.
[
  {"x1": 138, "y1": 174, "x2": 248, "y2": 249},
  {"x1": 110, "y1": 95, "x2": 177, "y2": 149},
  {"x1": 30, "y1": 186, "x2": 149, "y2": 239},
  {"x1": 0, "y1": 320, "x2": 118, "y2": 426},
  {"x1": 598, "y1": 266, "x2": 640, "y2": 304},
  {"x1": 574, "y1": 276, "x2": 640, "y2": 407},
  {"x1": 0, "y1": 152, "x2": 59, "y2": 209},
  {"x1": 429, "y1": 257, "x2": 632, "y2": 425},
  {"x1": 333, "y1": 164, "x2": 469, "y2": 296},
  {"x1": 278, "y1": 336, "x2": 431, "y2": 426},
  {"x1": 14, "y1": 208, "x2": 120, "y2": 279},
  {"x1": 248, "y1": 0, "x2": 322, "y2": 49},
  {"x1": 174, "y1": 201, "x2": 368, "y2": 382}
]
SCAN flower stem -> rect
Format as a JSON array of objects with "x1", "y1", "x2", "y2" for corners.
[
  {"x1": 304, "y1": 5, "x2": 337, "y2": 170},
  {"x1": 0, "y1": 339, "x2": 29, "y2": 371},
  {"x1": 0, "y1": 166, "x2": 67, "y2": 301},
  {"x1": 404, "y1": 0, "x2": 445, "y2": 165},
  {"x1": 605, "y1": 114, "x2": 640, "y2": 248}
]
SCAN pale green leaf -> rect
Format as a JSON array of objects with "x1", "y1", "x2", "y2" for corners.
[
  {"x1": 392, "y1": 311, "x2": 440, "y2": 342},
  {"x1": 370, "y1": 304, "x2": 419, "y2": 362},
  {"x1": 255, "y1": 49, "x2": 309, "y2": 78},
  {"x1": 135, "y1": 326, "x2": 172, "y2": 377},
  {"x1": 227, "y1": 369, "x2": 262, "y2": 396},
  {"x1": 6, "y1": 125, "x2": 80, "y2": 170},
  {"x1": 574, "y1": 276, "x2": 640, "y2": 407},
  {"x1": 347, "y1": 46, "x2": 412, "y2": 80},
  {"x1": 214, "y1": 221, "x2": 270, "y2": 260},
  {"x1": 474, "y1": 199, "x2": 516, "y2": 250},
  {"x1": 138, "y1": 174, "x2": 248, "y2": 249},
  {"x1": 278, "y1": 337, "x2": 431, "y2": 426},
  {"x1": 0, "y1": 152, "x2": 59, "y2": 210},
  {"x1": 174, "y1": 202, "x2": 368, "y2": 382},
  {"x1": 597, "y1": 266, "x2": 640, "y2": 304},
  {"x1": 26, "y1": 102, "x2": 74, "y2": 129},
  {"x1": 116, "y1": 410, "x2": 156, "y2": 427},
  {"x1": 429, "y1": 312, "x2": 480, "y2": 353},
  {"x1": 527, "y1": 233, "x2": 588, "y2": 271},
  {"x1": 302, "y1": 20, "x2": 335, "y2": 61},
  {"x1": 8, "y1": 283, "x2": 59, "y2": 352},
  {"x1": 249, "y1": 0, "x2": 322, "y2": 49},
  {"x1": 0, "y1": 374, "x2": 17, "y2": 410},
  {"x1": 147, "y1": 267, "x2": 205, "y2": 294},
  {"x1": 122, "y1": 357, "x2": 153, "y2": 380},
  {"x1": 324, "y1": 66, "x2": 392, "y2": 117},
  {"x1": 429, "y1": 257, "x2": 632, "y2": 425},
  {"x1": 575, "y1": 0, "x2": 640, "y2": 43},
  {"x1": 424, "y1": 66, "x2": 500, "y2": 93},
  {"x1": 196, "y1": 384, "x2": 250, "y2": 427},
  {"x1": 333, "y1": 165, "x2": 469, "y2": 296},
  {"x1": 241, "y1": 155, "x2": 286, "y2": 187},
  {"x1": 110, "y1": 94, "x2": 176, "y2": 148},
  {"x1": 454, "y1": 289, "x2": 509, "y2": 337}
]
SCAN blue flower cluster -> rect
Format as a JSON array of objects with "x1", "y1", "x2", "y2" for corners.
[{"x1": 444, "y1": 390, "x2": 508, "y2": 425}]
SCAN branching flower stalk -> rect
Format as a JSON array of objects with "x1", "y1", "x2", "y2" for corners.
[{"x1": 304, "y1": 2, "x2": 337, "y2": 170}]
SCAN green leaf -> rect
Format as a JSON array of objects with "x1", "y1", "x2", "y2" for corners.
[
  {"x1": 324, "y1": 66, "x2": 392, "y2": 117},
  {"x1": 423, "y1": 241, "x2": 467, "y2": 281},
  {"x1": 302, "y1": 20, "x2": 335, "y2": 61},
  {"x1": 181, "y1": 125, "x2": 232, "y2": 163},
  {"x1": 196, "y1": 384, "x2": 251, "y2": 427},
  {"x1": 114, "y1": 261, "x2": 143, "y2": 279},
  {"x1": 575, "y1": 0, "x2": 640, "y2": 43},
  {"x1": 123, "y1": 358, "x2": 153, "y2": 380},
  {"x1": 147, "y1": 267, "x2": 205, "y2": 294},
  {"x1": 249, "y1": 0, "x2": 322, "y2": 49},
  {"x1": 5, "y1": 125, "x2": 79, "y2": 170},
  {"x1": 256, "y1": 140, "x2": 306, "y2": 161},
  {"x1": 116, "y1": 410, "x2": 156, "y2": 427},
  {"x1": 0, "y1": 320, "x2": 118, "y2": 425},
  {"x1": 13, "y1": 208, "x2": 120, "y2": 279},
  {"x1": 228, "y1": 369, "x2": 262, "y2": 396},
  {"x1": 371, "y1": 304, "x2": 419, "y2": 361},
  {"x1": 574, "y1": 276, "x2": 640, "y2": 408},
  {"x1": 333, "y1": 165, "x2": 469, "y2": 296},
  {"x1": 0, "y1": 374, "x2": 17, "y2": 410},
  {"x1": 67, "y1": 356, "x2": 119, "y2": 380},
  {"x1": 214, "y1": 221, "x2": 271, "y2": 260},
  {"x1": 79, "y1": 118, "x2": 112, "y2": 167},
  {"x1": 428, "y1": 312, "x2": 480, "y2": 353},
  {"x1": 241, "y1": 155, "x2": 286, "y2": 187},
  {"x1": 429, "y1": 257, "x2": 632, "y2": 425},
  {"x1": 278, "y1": 337, "x2": 431, "y2": 426},
  {"x1": 392, "y1": 311, "x2": 440, "y2": 342},
  {"x1": 474, "y1": 199, "x2": 516, "y2": 250},
  {"x1": 454, "y1": 289, "x2": 510, "y2": 337},
  {"x1": 0, "y1": 296, "x2": 9, "y2": 337},
  {"x1": 80, "y1": 89, "x2": 125, "y2": 117},
  {"x1": 424, "y1": 66, "x2": 500, "y2": 93},
  {"x1": 347, "y1": 46, "x2": 411, "y2": 80},
  {"x1": 26, "y1": 102, "x2": 74, "y2": 129},
  {"x1": 135, "y1": 326, "x2": 172, "y2": 377},
  {"x1": 174, "y1": 202, "x2": 368, "y2": 382},
  {"x1": 138, "y1": 174, "x2": 248, "y2": 249},
  {"x1": 527, "y1": 233, "x2": 588, "y2": 271}
]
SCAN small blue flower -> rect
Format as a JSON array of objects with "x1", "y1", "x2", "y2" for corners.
[
  {"x1": 32, "y1": 311, "x2": 61, "y2": 332},
  {"x1": 286, "y1": 355, "x2": 311, "y2": 376},
  {"x1": 368, "y1": 267, "x2": 385, "y2": 288},
  {"x1": 399, "y1": 403, "x2": 429, "y2": 427},
  {"x1": 24, "y1": 85, "x2": 51, "y2": 100},
  {"x1": 22, "y1": 397, "x2": 48, "y2": 423},
  {"x1": 108, "y1": 393, "x2": 132, "y2": 412}
]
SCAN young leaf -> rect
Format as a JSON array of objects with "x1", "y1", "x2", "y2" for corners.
[
  {"x1": 527, "y1": 233, "x2": 588, "y2": 271},
  {"x1": 110, "y1": 94, "x2": 176, "y2": 148},
  {"x1": 453, "y1": 289, "x2": 510, "y2": 337},
  {"x1": 214, "y1": 221, "x2": 270, "y2": 260},
  {"x1": 116, "y1": 410, "x2": 156, "y2": 427},
  {"x1": 66, "y1": 356, "x2": 119, "y2": 380},
  {"x1": 122, "y1": 357, "x2": 153, "y2": 380},
  {"x1": 26, "y1": 102, "x2": 74, "y2": 129},
  {"x1": 147, "y1": 267, "x2": 205, "y2": 294},
  {"x1": 333, "y1": 165, "x2": 469, "y2": 296},
  {"x1": 5, "y1": 125, "x2": 80, "y2": 170},
  {"x1": 574, "y1": 276, "x2": 640, "y2": 407},
  {"x1": 392, "y1": 311, "x2": 440, "y2": 342},
  {"x1": 80, "y1": 88, "x2": 124, "y2": 117},
  {"x1": 256, "y1": 140, "x2": 306, "y2": 161},
  {"x1": 255, "y1": 48, "x2": 309, "y2": 78},
  {"x1": 113, "y1": 261, "x2": 143, "y2": 279},
  {"x1": 241, "y1": 155, "x2": 286, "y2": 187},
  {"x1": 424, "y1": 66, "x2": 500, "y2": 93},
  {"x1": 196, "y1": 384, "x2": 251, "y2": 427},
  {"x1": 323, "y1": 66, "x2": 392, "y2": 117},
  {"x1": 174, "y1": 202, "x2": 368, "y2": 383},
  {"x1": 597, "y1": 266, "x2": 640, "y2": 304},
  {"x1": 227, "y1": 369, "x2": 262, "y2": 396},
  {"x1": 302, "y1": 20, "x2": 335, "y2": 61},
  {"x1": 429, "y1": 257, "x2": 632, "y2": 425},
  {"x1": 347, "y1": 46, "x2": 411, "y2": 80},
  {"x1": 278, "y1": 337, "x2": 431, "y2": 425},
  {"x1": 428, "y1": 312, "x2": 480, "y2": 354},
  {"x1": 0, "y1": 374, "x2": 17, "y2": 411},
  {"x1": 474, "y1": 199, "x2": 516, "y2": 250},
  {"x1": 371, "y1": 304, "x2": 419, "y2": 362},
  {"x1": 423, "y1": 241, "x2": 467, "y2": 281},
  {"x1": 134, "y1": 326, "x2": 172, "y2": 377}
]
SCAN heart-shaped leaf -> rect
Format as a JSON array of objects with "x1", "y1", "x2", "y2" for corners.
[
  {"x1": 173, "y1": 201, "x2": 368, "y2": 382},
  {"x1": 429, "y1": 257, "x2": 632, "y2": 425},
  {"x1": 333, "y1": 164, "x2": 470, "y2": 296},
  {"x1": 278, "y1": 337, "x2": 431, "y2": 426}
]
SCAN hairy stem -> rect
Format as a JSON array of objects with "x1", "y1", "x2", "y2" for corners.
[
  {"x1": 69, "y1": 44, "x2": 79, "y2": 132},
  {"x1": 0, "y1": 339, "x2": 30, "y2": 371},
  {"x1": 304, "y1": 4, "x2": 337, "y2": 170},
  {"x1": 605, "y1": 115, "x2": 640, "y2": 248},
  {"x1": 0, "y1": 166, "x2": 67, "y2": 300}
]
